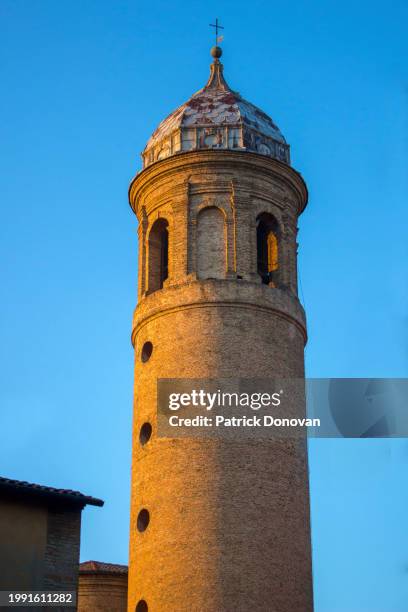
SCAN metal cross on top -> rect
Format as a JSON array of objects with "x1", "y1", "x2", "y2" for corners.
[{"x1": 209, "y1": 18, "x2": 224, "y2": 46}]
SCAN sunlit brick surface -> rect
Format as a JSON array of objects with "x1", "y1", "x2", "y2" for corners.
[{"x1": 128, "y1": 149, "x2": 313, "y2": 611}]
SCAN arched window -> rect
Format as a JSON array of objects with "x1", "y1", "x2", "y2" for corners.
[
  {"x1": 256, "y1": 213, "x2": 279, "y2": 286},
  {"x1": 148, "y1": 218, "x2": 168, "y2": 293},
  {"x1": 197, "y1": 207, "x2": 226, "y2": 280}
]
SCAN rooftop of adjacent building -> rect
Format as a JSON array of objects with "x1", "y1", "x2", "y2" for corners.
[
  {"x1": 79, "y1": 561, "x2": 128, "y2": 575},
  {"x1": 141, "y1": 44, "x2": 290, "y2": 168},
  {"x1": 0, "y1": 476, "x2": 104, "y2": 509}
]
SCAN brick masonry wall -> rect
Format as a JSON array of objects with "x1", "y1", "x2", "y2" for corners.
[
  {"x1": 196, "y1": 206, "x2": 226, "y2": 279},
  {"x1": 43, "y1": 506, "x2": 81, "y2": 611},
  {"x1": 78, "y1": 574, "x2": 127, "y2": 612}
]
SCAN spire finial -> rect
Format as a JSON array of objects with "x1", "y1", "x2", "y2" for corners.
[{"x1": 209, "y1": 18, "x2": 224, "y2": 60}]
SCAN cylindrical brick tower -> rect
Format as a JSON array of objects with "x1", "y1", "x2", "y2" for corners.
[
  {"x1": 128, "y1": 47, "x2": 313, "y2": 612},
  {"x1": 78, "y1": 561, "x2": 128, "y2": 612}
]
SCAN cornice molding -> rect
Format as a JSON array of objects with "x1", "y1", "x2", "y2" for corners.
[{"x1": 128, "y1": 150, "x2": 308, "y2": 218}]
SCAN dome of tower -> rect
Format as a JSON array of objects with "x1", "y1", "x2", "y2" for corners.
[{"x1": 142, "y1": 52, "x2": 290, "y2": 168}]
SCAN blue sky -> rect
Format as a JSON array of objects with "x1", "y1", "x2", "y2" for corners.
[{"x1": 1, "y1": 1, "x2": 407, "y2": 610}]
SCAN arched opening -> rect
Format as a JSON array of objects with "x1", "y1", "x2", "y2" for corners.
[
  {"x1": 148, "y1": 218, "x2": 169, "y2": 293},
  {"x1": 139, "y1": 422, "x2": 152, "y2": 446},
  {"x1": 256, "y1": 213, "x2": 280, "y2": 286},
  {"x1": 137, "y1": 509, "x2": 150, "y2": 532},
  {"x1": 197, "y1": 207, "x2": 226, "y2": 280},
  {"x1": 141, "y1": 341, "x2": 153, "y2": 363}
]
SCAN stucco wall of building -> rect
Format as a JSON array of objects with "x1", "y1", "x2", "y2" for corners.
[
  {"x1": 0, "y1": 499, "x2": 48, "y2": 590},
  {"x1": 0, "y1": 497, "x2": 82, "y2": 612}
]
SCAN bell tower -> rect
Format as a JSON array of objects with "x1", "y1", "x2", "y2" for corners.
[{"x1": 128, "y1": 46, "x2": 313, "y2": 612}]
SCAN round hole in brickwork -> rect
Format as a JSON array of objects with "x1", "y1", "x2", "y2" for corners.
[
  {"x1": 137, "y1": 508, "x2": 150, "y2": 532},
  {"x1": 136, "y1": 600, "x2": 148, "y2": 612},
  {"x1": 139, "y1": 422, "x2": 152, "y2": 446},
  {"x1": 141, "y1": 341, "x2": 153, "y2": 363}
]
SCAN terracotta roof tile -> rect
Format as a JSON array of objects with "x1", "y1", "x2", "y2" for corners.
[
  {"x1": 80, "y1": 561, "x2": 128, "y2": 575},
  {"x1": 0, "y1": 476, "x2": 103, "y2": 508}
]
